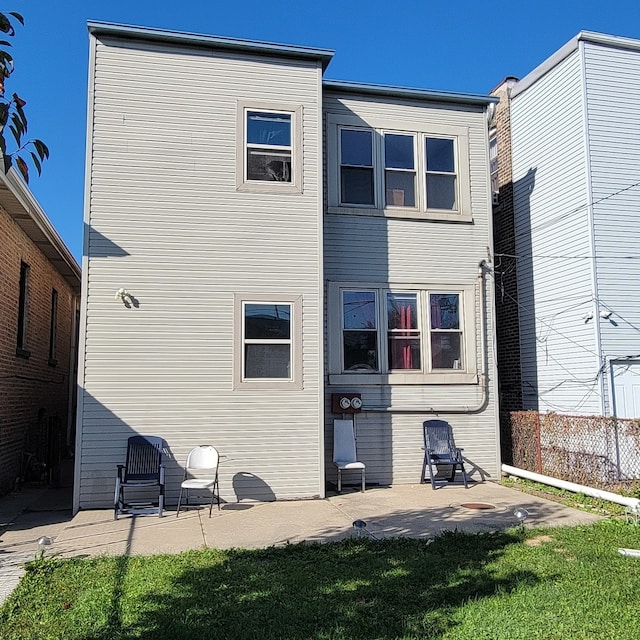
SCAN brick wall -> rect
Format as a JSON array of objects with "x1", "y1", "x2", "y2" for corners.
[
  {"x1": 491, "y1": 79, "x2": 523, "y2": 463},
  {"x1": 0, "y1": 207, "x2": 78, "y2": 494}
]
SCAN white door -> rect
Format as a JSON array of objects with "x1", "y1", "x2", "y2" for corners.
[{"x1": 612, "y1": 360, "x2": 640, "y2": 418}]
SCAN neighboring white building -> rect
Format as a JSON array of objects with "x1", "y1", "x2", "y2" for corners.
[
  {"x1": 75, "y1": 22, "x2": 500, "y2": 511},
  {"x1": 495, "y1": 32, "x2": 640, "y2": 418}
]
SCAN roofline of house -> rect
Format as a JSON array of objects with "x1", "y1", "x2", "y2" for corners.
[
  {"x1": 323, "y1": 79, "x2": 498, "y2": 106},
  {"x1": 0, "y1": 169, "x2": 81, "y2": 293},
  {"x1": 511, "y1": 31, "x2": 640, "y2": 98},
  {"x1": 87, "y1": 21, "x2": 335, "y2": 70}
]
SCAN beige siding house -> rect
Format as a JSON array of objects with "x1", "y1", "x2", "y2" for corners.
[{"x1": 75, "y1": 22, "x2": 499, "y2": 511}]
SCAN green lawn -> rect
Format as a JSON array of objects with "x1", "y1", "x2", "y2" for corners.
[{"x1": 2, "y1": 519, "x2": 640, "y2": 639}]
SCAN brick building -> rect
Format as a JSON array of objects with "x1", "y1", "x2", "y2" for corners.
[
  {"x1": 490, "y1": 77, "x2": 522, "y2": 463},
  {"x1": 0, "y1": 168, "x2": 80, "y2": 495}
]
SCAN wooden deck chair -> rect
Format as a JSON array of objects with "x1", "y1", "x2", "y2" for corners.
[
  {"x1": 333, "y1": 419, "x2": 365, "y2": 493},
  {"x1": 421, "y1": 420, "x2": 468, "y2": 489},
  {"x1": 114, "y1": 435, "x2": 165, "y2": 519}
]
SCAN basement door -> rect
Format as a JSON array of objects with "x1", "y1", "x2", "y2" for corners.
[{"x1": 611, "y1": 360, "x2": 640, "y2": 418}]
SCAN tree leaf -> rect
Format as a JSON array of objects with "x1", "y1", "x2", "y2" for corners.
[
  {"x1": 33, "y1": 139, "x2": 49, "y2": 160},
  {"x1": 10, "y1": 112, "x2": 24, "y2": 137},
  {"x1": 8, "y1": 12, "x2": 24, "y2": 26},
  {"x1": 8, "y1": 122, "x2": 19, "y2": 145},
  {"x1": 3, "y1": 152, "x2": 12, "y2": 173},
  {"x1": 0, "y1": 102, "x2": 8, "y2": 127},
  {"x1": 15, "y1": 155, "x2": 28, "y2": 182},
  {"x1": 0, "y1": 14, "x2": 15, "y2": 36},
  {"x1": 30, "y1": 150, "x2": 41, "y2": 175}
]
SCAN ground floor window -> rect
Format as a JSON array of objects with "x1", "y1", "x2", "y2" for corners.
[
  {"x1": 234, "y1": 294, "x2": 303, "y2": 389},
  {"x1": 331, "y1": 282, "x2": 475, "y2": 381}
]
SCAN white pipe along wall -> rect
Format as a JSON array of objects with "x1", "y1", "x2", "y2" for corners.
[{"x1": 502, "y1": 464, "x2": 640, "y2": 511}]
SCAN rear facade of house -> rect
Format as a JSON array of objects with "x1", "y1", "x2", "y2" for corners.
[
  {"x1": 75, "y1": 22, "x2": 500, "y2": 511},
  {"x1": 498, "y1": 32, "x2": 640, "y2": 418}
]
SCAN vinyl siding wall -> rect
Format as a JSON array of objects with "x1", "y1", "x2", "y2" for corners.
[
  {"x1": 511, "y1": 51, "x2": 601, "y2": 414},
  {"x1": 322, "y1": 92, "x2": 500, "y2": 487},
  {"x1": 77, "y1": 35, "x2": 324, "y2": 508},
  {"x1": 583, "y1": 41, "x2": 640, "y2": 414}
]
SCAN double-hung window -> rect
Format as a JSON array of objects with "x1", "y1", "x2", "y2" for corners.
[
  {"x1": 385, "y1": 134, "x2": 416, "y2": 207},
  {"x1": 237, "y1": 102, "x2": 302, "y2": 193},
  {"x1": 425, "y1": 137, "x2": 456, "y2": 210},
  {"x1": 331, "y1": 284, "x2": 474, "y2": 382},
  {"x1": 328, "y1": 116, "x2": 470, "y2": 220},
  {"x1": 246, "y1": 111, "x2": 292, "y2": 182},
  {"x1": 234, "y1": 294, "x2": 302, "y2": 389},
  {"x1": 340, "y1": 129, "x2": 374, "y2": 206}
]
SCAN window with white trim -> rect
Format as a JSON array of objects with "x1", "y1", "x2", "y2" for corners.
[
  {"x1": 333, "y1": 285, "x2": 473, "y2": 379},
  {"x1": 236, "y1": 102, "x2": 303, "y2": 193},
  {"x1": 340, "y1": 128, "x2": 375, "y2": 206},
  {"x1": 234, "y1": 294, "x2": 303, "y2": 389},
  {"x1": 246, "y1": 111, "x2": 292, "y2": 182},
  {"x1": 327, "y1": 116, "x2": 471, "y2": 220}
]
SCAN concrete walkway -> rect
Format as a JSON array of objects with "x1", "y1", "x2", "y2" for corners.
[{"x1": 0, "y1": 478, "x2": 602, "y2": 604}]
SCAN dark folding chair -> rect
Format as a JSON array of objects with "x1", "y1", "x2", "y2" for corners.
[
  {"x1": 421, "y1": 420, "x2": 468, "y2": 489},
  {"x1": 114, "y1": 435, "x2": 165, "y2": 519}
]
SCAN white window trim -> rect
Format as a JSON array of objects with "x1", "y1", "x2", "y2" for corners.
[
  {"x1": 236, "y1": 101, "x2": 303, "y2": 194},
  {"x1": 326, "y1": 114, "x2": 472, "y2": 222},
  {"x1": 233, "y1": 294, "x2": 303, "y2": 390},
  {"x1": 328, "y1": 281, "x2": 477, "y2": 385}
]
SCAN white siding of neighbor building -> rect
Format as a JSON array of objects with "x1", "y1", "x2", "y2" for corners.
[
  {"x1": 322, "y1": 92, "x2": 500, "y2": 488},
  {"x1": 583, "y1": 41, "x2": 640, "y2": 416},
  {"x1": 511, "y1": 50, "x2": 603, "y2": 415},
  {"x1": 76, "y1": 35, "x2": 324, "y2": 509}
]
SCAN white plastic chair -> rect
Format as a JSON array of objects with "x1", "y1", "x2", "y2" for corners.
[
  {"x1": 333, "y1": 419, "x2": 365, "y2": 493},
  {"x1": 176, "y1": 445, "x2": 220, "y2": 517}
]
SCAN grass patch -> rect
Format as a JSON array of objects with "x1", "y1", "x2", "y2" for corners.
[{"x1": 2, "y1": 520, "x2": 640, "y2": 639}]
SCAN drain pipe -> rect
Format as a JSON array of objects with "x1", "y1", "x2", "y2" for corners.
[
  {"x1": 502, "y1": 463, "x2": 640, "y2": 511},
  {"x1": 364, "y1": 260, "x2": 488, "y2": 414}
]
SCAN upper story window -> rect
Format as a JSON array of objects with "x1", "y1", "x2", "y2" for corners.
[
  {"x1": 327, "y1": 115, "x2": 471, "y2": 222},
  {"x1": 340, "y1": 129, "x2": 374, "y2": 206},
  {"x1": 246, "y1": 111, "x2": 292, "y2": 182},
  {"x1": 236, "y1": 102, "x2": 303, "y2": 194},
  {"x1": 16, "y1": 261, "x2": 30, "y2": 358},
  {"x1": 385, "y1": 134, "x2": 416, "y2": 207},
  {"x1": 425, "y1": 137, "x2": 456, "y2": 210}
]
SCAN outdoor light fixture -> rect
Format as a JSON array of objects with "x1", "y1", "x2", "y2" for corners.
[
  {"x1": 352, "y1": 519, "x2": 367, "y2": 537},
  {"x1": 513, "y1": 507, "x2": 529, "y2": 526},
  {"x1": 36, "y1": 536, "x2": 53, "y2": 559},
  {"x1": 115, "y1": 288, "x2": 132, "y2": 301},
  {"x1": 600, "y1": 310, "x2": 613, "y2": 319}
]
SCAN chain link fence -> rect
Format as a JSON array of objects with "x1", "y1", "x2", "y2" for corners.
[{"x1": 503, "y1": 411, "x2": 640, "y2": 490}]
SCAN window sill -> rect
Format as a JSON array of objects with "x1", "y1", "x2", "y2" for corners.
[
  {"x1": 234, "y1": 379, "x2": 303, "y2": 391},
  {"x1": 15, "y1": 348, "x2": 30, "y2": 359},
  {"x1": 328, "y1": 372, "x2": 478, "y2": 386},
  {"x1": 236, "y1": 181, "x2": 302, "y2": 195},
  {"x1": 327, "y1": 206, "x2": 472, "y2": 223}
]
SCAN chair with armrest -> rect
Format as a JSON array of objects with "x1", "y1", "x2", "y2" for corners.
[
  {"x1": 114, "y1": 435, "x2": 165, "y2": 519},
  {"x1": 421, "y1": 420, "x2": 468, "y2": 489}
]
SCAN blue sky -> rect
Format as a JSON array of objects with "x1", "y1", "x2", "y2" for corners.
[{"x1": 7, "y1": 0, "x2": 640, "y2": 262}]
